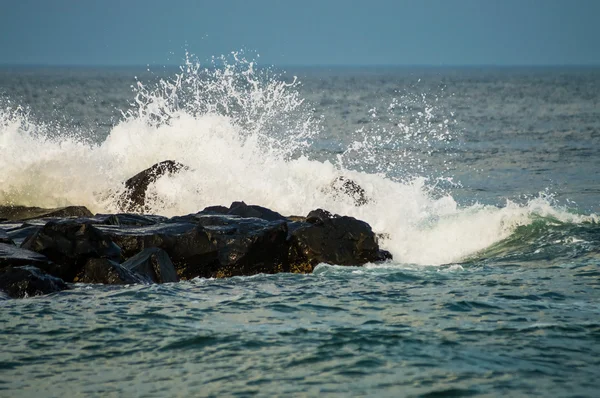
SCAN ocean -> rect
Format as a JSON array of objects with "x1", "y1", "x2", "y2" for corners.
[{"x1": 1, "y1": 58, "x2": 599, "y2": 397}]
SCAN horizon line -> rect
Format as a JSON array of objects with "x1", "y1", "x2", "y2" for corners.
[{"x1": 1, "y1": 63, "x2": 600, "y2": 69}]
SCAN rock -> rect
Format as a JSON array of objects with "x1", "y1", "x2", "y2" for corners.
[
  {"x1": 0, "y1": 205, "x2": 93, "y2": 221},
  {"x1": 121, "y1": 247, "x2": 178, "y2": 283},
  {"x1": 95, "y1": 213, "x2": 166, "y2": 226},
  {"x1": 198, "y1": 215, "x2": 289, "y2": 278},
  {"x1": 3, "y1": 224, "x2": 42, "y2": 247},
  {"x1": 288, "y1": 209, "x2": 387, "y2": 272},
  {"x1": 75, "y1": 258, "x2": 143, "y2": 285},
  {"x1": 198, "y1": 205, "x2": 230, "y2": 215},
  {"x1": 0, "y1": 266, "x2": 67, "y2": 299},
  {"x1": 227, "y1": 201, "x2": 287, "y2": 222},
  {"x1": 97, "y1": 222, "x2": 218, "y2": 280},
  {"x1": 328, "y1": 176, "x2": 370, "y2": 206},
  {"x1": 119, "y1": 160, "x2": 188, "y2": 212},
  {"x1": 21, "y1": 221, "x2": 121, "y2": 282},
  {"x1": 0, "y1": 229, "x2": 14, "y2": 245},
  {"x1": 0, "y1": 242, "x2": 51, "y2": 270}
]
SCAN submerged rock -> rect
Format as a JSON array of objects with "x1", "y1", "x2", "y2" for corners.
[
  {"x1": 119, "y1": 160, "x2": 188, "y2": 212},
  {"x1": 0, "y1": 205, "x2": 93, "y2": 221},
  {"x1": 288, "y1": 209, "x2": 386, "y2": 272},
  {"x1": 0, "y1": 266, "x2": 67, "y2": 298},
  {"x1": 121, "y1": 247, "x2": 178, "y2": 283},
  {"x1": 75, "y1": 258, "x2": 142, "y2": 285},
  {"x1": 21, "y1": 221, "x2": 121, "y2": 282}
]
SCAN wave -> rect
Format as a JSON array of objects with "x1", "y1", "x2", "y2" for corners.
[{"x1": 0, "y1": 54, "x2": 597, "y2": 265}]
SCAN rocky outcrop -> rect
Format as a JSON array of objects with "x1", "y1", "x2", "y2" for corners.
[
  {"x1": 119, "y1": 160, "x2": 188, "y2": 212},
  {"x1": 21, "y1": 221, "x2": 121, "y2": 282},
  {"x1": 0, "y1": 199, "x2": 393, "y2": 298},
  {"x1": 0, "y1": 266, "x2": 67, "y2": 298}
]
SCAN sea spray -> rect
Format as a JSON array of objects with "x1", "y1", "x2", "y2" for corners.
[{"x1": 0, "y1": 55, "x2": 596, "y2": 265}]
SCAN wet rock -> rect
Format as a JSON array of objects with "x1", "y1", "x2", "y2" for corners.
[
  {"x1": 198, "y1": 205, "x2": 230, "y2": 215},
  {"x1": 97, "y1": 222, "x2": 218, "y2": 280},
  {"x1": 227, "y1": 201, "x2": 287, "y2": 222},
  {"x1": 75, "y1": 258, "x2": 143, "y2": 285},
  {"x1": 0, "y1": 243, "x2": 51, "y2": 269},
  {"x1": 119, "y1": 160, "x2": 188, "y2": 212},
  {"x1": 95, "y1": 213, "x2": 166, "y2": 226},
  {"x1": 0, "y1": 229, "x2": 14, "y2": 245},
  {"x1": 21, "y1": 221, "x2": 121, "y2": 282},
  {"x1": 121, "y1": 247, "x2": 178, "y2": 283},
  {"x1": 328, "y1": 176, "x2": 370, "y2": 206},
  {"x1": 0, "y1": 205, "x2": 93, "y2": 221},
  {"x1": 4, "y1": 224, "x2": 42, "y2": 247},
  {"x1": 198, "y1": 215, "x2": 289, "y2": 278},
  {"x1": 288, "y1": 209, "x2": 387, "y2": 272},
  {"x1": 0, "y1": 266, "x2": 67, "y2": 299}
]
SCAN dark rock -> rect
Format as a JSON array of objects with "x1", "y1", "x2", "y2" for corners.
[
  {"x1": 0, "y1": 242, "x2": 51, "y2": 270},
  {"x1": 227, "y1": 201, "x2": 287, "y2": 222},
  {"x1": 121, "y1": 248, "x2": 178, "y2": 283},
  {"x1": 95, "y1": 213, "x2": 165, "y2": 226},
  {"x1": 5, "y1": 224, "x2": 42, "y2": 247},
  {"x1": 0, "y1": 229, "x2": 14, "y2": 245},
  {"x1": 0, "y1": 266, "x2": 67, "y2": 298},
  {"x1": 198, "y1": 205, "x2": 230, "y2": 215},
  {"x1": 75, "y1": 258, "x2": 143, "y2": 285},
  {"x1": 199, "y1": 215, "x2": 289, "y2": 278},
  {"x1": 119, "y1": 160, "x2": 188, "y2": 212},
  {"x1": 288, "y1": 208, "x2": 387, "y2": 272},
  {"x1": 0, "y1": 205, "x2": 93, "y2": 221},
  {"x1": 97, "y1": 223, "x2": 218, "y2": 280},
  {"x1": 328, "y1": 176, "x2": 370, "y2": 206},
  {"x1": 21, "y1": 221, "x2": 121, "y2": 282}
]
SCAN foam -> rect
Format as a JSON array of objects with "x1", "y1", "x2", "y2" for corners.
[{"x1": 1, "y1": 56, "x2": 596, "y2": 265}]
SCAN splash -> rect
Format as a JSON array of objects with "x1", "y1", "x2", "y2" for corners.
[{"x1": 0, "y1": 54, "x2": 596, "y2": 265}]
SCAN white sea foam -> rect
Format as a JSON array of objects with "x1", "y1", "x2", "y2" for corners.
[{"x1": 0, "y1": 55, "x2": 596, "y2": 265}]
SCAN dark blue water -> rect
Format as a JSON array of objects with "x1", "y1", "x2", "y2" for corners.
[{"x1": 1, "y1": 65, "x2": 599, "y2": 397}]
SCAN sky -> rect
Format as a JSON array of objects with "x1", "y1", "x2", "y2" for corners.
[{"x1": 0, "y1": 0, "x2": 599, "y2": 67}]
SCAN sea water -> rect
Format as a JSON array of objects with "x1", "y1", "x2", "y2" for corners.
[{"x1": 0, "y1": 56, "x2": 599, "y2": 396}]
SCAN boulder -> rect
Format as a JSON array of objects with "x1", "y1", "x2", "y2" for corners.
[
  {"x1": 97, "y1": 222, "x2": 218, "y2": 280},
  {"x1": 0, "y1": 242, "x2": 51, "y2": 270},
  {"x1": 119, "y1": 160, "x2": 188, "y2": 212},
  {"x1": 198, "y1": 215, "x2": 289, "y2": 278},
  {"x1": 288, "y1": 209, "x2": 388, "y2": 272},
  {"x1": 21, "y1": 221, "x2": 121, "y2": 282},
  {"x1": 328, "y1": 176, "x2": 370, "y2": 206},
  {"x1": 0, "y1": 266, "x2": 67, "y2": 299},
  {"x1": 0, "y1": 205, "x2": 93, "y2": 221},
  {"x1": 121, "y1": 247, "x2": 178, "y2": 283},
  {"x1": 226, "y1": 201, "x2": 287, "y2": 222},
  {"x1": 75, "y1": 258, "x2": 143, "y2": 285}
]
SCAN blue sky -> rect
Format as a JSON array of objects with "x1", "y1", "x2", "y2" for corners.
[{"x1": 0, "y1": 0, "x2": 598, "y2": 66}]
